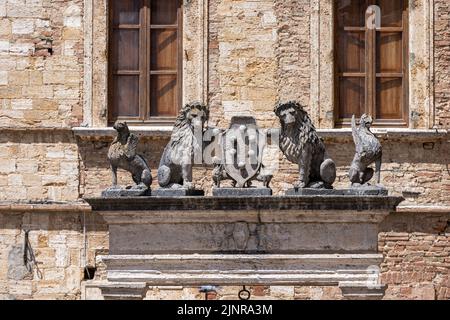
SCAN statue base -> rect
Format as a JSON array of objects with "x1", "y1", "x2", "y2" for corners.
[
  {"x1": 84, "y1": 195, "x2": 403, "y2": 300},
  {"x1": 212, "y1": 187, "x2": 272, "y2": 197},
  {"x1": 152, "y1": 188, "x2": 205, "y2": 197},
  {"x1": 286, "y1": 186, "x2": 388, "y2": 196},
  {"x1": 101, "y1": 187, "x2": 151, "y2": 198}
]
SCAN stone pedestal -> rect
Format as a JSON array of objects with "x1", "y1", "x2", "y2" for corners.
[
  {"x1": 152, "y1": 188, "x2": 204, "y2": 197},
  {"x1": 286, "y1": 187, "x2": 388, "y2": 196},
  {"x1": 85, "y1": 195, "x2": 403, "y2": 300},
  {"x1": 212, "y1": 187, "x2": 272, "y2": 197},
  {"x1": 101, "y1": 187, "x2": 151, "y2": 197}
]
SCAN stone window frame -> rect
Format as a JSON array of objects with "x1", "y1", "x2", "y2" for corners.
[
  {"x1": 310, "y1": 0, "x2": 435, "y2": 130},
  {"x1": 82, "y1": 0, "x2": 209, "y2": 129}
]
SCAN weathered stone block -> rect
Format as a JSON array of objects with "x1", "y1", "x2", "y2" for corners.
[
  {"x1": 11, "y1": 99, "x2": 32, "y2": 110},
  {"x1": 12, "y1": 19, "x2": 34, "y2": 34},
  {"x1": 0, "y1": 71, "x2": 7, "y2": 85},
  {"x1": 0, "y1": 160, "x2": 16, "y2": 174}
]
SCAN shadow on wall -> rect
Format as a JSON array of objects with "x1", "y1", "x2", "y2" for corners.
[
  {"x1": 77, "y1": 137, "x2": 170, "y2": 196},
  {"x1": 0, "y1": 128, "x2": 448, "y2": 204},
  {"x1": 76, "y1": 135, "x2": 450, "y2": 203},
  {"x1": 380, "y1": 212, "x2": 450, "y2": 234}
]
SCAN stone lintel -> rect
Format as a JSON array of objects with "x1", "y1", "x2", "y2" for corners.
[
  {"x1": 72, "y1": 126, "x2": 172, "y2": 141},
  {"x1": 339, "y1": 282, "x2": 387, "y2": 300},
  {"x1": 100, "y1": 254, "x2": 383, "y2": 287},
  {"x1": 99, "y1": 209, "x2": 390, "y2": 225},
  {"x1": 0, "y1": 201, "x2": 91, "y2": 213},
  {"x1": 98, "y1": 282, "x2": 148, "y2": 301}
]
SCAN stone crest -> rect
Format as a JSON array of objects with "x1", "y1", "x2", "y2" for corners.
[
  {"x1": 222, "y1": 117, "x2": 265, "y2": 187},
  {"x1": 212, "y1": 116, "x2": 272, "y2": 196}
]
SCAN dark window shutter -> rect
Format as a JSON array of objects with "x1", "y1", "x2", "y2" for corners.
[
  {"x1": 335, "y1": 0, "x2": 408, "y2": 127},
  {"x1": 108, "y1": 0, "x2": 182, "y2": 124}
]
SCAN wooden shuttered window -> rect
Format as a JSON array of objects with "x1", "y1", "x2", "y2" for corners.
[
  {"x1": 335, "y1": 0, "x2": 408, "y2": 127},
  {"x1": 109, "y1": 0, "x2": 182, "y2": 125}
]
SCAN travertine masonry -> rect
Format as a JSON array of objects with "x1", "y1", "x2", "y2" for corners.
[
  {"x1": 2, "y1": 208, "x2": 448, "y2": 300},
  {"x1": 0, "y1": 209, "x2": 107, "y2": 300},
  {"x1": 0, "y1": 0, "x2": 84, "y2": 128},
  {"x1": 0, "y1": 131, "x2": 79, "y2": 201},
  {"x1": 435, "y1": 0, "x2": 450, "y2": 128},
  {"x1": 0, "y1": 0, "x2": 448, "y2": 300},
  {"x1": 209, "y1": 0, "x2": 279, "y2": 128}
]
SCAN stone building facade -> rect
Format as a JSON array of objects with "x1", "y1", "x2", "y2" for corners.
[{"x1": 0, "y1": 0, "x2": 449, "y2": 300}]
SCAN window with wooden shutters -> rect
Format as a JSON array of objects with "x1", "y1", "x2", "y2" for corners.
[
  {"x1": 335, "y1": 0, "x2": 408, "y2": 127},
  {"x1": 108, "y1": 0, "x2": 182, "y2": 125}
]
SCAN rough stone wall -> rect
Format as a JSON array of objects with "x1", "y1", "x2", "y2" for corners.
[
  {"x1": 273, "y1": 0, "x2": 310, "y2": 108},
  {"x1": 0, "y1": 131, "x2": 79, "y2": 201},
  {"x1": 208, "y1": 0, "x2": 280, "y2": 128},
  {"x1": 0, "y1": 0, "x2": 449, "y2": 301},
  {"x1": 208, "y1": 0, "x2": 311, "y2": 128},
  {"x1": 1, "y1": 210, "x2": 448, "y2": 300},
  {"x1": 435, "y1": 0, "x2": 450, "y2": 128},
  {"x1": 0, "y1": 211, "x2": 107, "y2": 300},
  {"x1": 0, "y1": 0, "x2": 84, "y2": 128},
  {"x1": 0, "y1": 131, "x2": 448, "y2": 205}
]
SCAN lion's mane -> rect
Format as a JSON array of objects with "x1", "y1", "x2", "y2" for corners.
[
  {"x1": 167, "y1": 103, "x2": 209, "y2": 163},
  {"x1": 274, "y1": 101, "x2": 325, "y2": 164}
]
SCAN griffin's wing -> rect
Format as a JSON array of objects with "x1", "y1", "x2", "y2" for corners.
[
  {"x1": 126, "y1": 134, "x2": 138, "y2": 158},
  {"x1": 351, "y1": 115, "x2": 360, "y2": 146}
]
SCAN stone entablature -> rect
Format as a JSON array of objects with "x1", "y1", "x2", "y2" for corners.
[{"x1": 85, "y1": 195, "x2": 403, "y2": 300}]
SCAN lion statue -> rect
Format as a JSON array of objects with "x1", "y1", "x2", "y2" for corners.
[
  {"x1": 157, "y1": 102, "x2": 209, "y2": 189},
  {"x1": 274, "y1": 101, "x2": 336, "y2": 189},
  {"x1": 348, "y1": 114, "x2": 382, "y2": 186},
  {"x1": 107, "y1": 121, "x2": 152, "y2": 189}
]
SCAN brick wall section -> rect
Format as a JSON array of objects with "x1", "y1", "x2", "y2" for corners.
[
  {"x1": 379, "y1": 212, "x2": 450, "y2": 300},
  {"x1": 0, "y1": 0, "x2": 84, "y2": 128},
  {"x1": 208, "y1": 0, "x2": 313, "y2": 127},
  {"x1": 208, "y1": 0, "x2": 224, "y2": 127},
  {"x1": 435, "y1": 0, "x2": 450, "y2": 128}
]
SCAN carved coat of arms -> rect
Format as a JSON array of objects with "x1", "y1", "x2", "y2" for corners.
[{"x1": 213, "y1": 116, "x2": 269, "y2": 188}]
